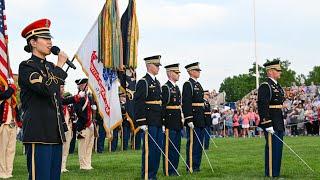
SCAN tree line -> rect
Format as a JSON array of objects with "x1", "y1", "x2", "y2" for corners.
[{"x1": 219, "y1": 58, "x2": 320, "y2": 102}]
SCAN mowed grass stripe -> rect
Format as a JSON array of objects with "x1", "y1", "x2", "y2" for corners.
[{"x1": 11, "y1": 136, "x2": 319, "y2": 179}]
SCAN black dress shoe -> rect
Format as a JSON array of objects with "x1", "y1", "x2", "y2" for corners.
[{"x1": 193, "y1": 169, "x2": 200, "y2": 172}]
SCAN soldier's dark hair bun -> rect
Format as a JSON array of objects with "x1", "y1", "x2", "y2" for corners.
[{"x1": 24, "y1": 45, "x2": 32, "y2": 53}]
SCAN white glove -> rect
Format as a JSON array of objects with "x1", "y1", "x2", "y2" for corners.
[
  {"x1": 91, "y1": 105, "x2": 97, "y2": 110},
  {"x1": 266, "y1": 127, "x2": 275, "y2": 134},
  {"x1": 7, "y1": 78, "x2": 14, "y2": 84},
  {"x1": 78, "y1": 91, "x2": 86, "y2": 98},
  {"x1": 140, "y1": 125, "x2": 148, "y2": 131},
  {"x1": 187, "y1": 122, "x2": 194, "y2": 129},
  {"x1": 162, "y1": 125, "x2": 166, "y2": 133}
]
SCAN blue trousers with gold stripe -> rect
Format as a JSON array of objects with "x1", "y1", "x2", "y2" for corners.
[
  {"x1": 203, "y1": 126, "x2": 211, "y2": 149},
  {"x1": 162, "y1": 129, "x2": 181, "y2": 176},
  {"x1": 97, "y1": 124, "x2": 106, "y2": 153},
  {"x1": 122, "y1": 125, "x2": 131, "y2": 150},
  {"x1": 186, "y1": 127, "x2": 204, "y2": 172},
  {"x1": 264, "y1": 131, "x2": 284, "y2": 177},
  {"x1": 25, "y1": 143, "x2": 62, "y2": 180},
  {"x1": 134, "y1": 130, "x2": 142, "y2": 150},
  {"x1": 141, "y1": 126, "x2": 163, "y2": 179},
  {"x1": 111, "y1": 128, "x2": 119, "y2": 152}
]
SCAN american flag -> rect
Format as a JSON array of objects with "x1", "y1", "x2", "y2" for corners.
[
  {"x1": 0, "y1": 0, "x2": 11, "y2": 82},
  {"x1": 0, "y1": 0, "x2": 17, "y2": 107}
]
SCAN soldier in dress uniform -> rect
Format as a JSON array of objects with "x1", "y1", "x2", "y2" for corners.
[
  {"x1": 203, "y1": 90, "x2": 212, "y2": 150},
  {"x1": 110, "y1": 126, "x2": 120, "y2": 152},
  {"x1": 161, "y1": 63, "x2": 183, "y2": 176},
  {"x1": 60, "y1": 84, "x2": 85, "y2": 172},
  {"x1": 182, "y1": 62, "x2": 205, "y2": 173},
  {"x1": 68, "y1": 106, "x2": 78, "y2": 154},
  {"x1": 18, "y1": 18, "x2": 69, "y2": 180},
  {"x1": 109, "y1": 92, "x2": 123, "y2": 152},
  {"x1": 123, "y1": 68, "x2": 139, "y2": 150},
  {"x1": 74, "y1": 78, "x2": 95, "y2": 170},
  {"x1": 120, "y1": 92, "x2": 131, "y2": 150},
  {"x1": 96, "y1": 108, "x2": 105, "y2": 153},
  {"x1": 257, "y1": 60, "x2": 285, "y2": 177},
  {"x1": 134, "y1": 55, "x2": 163, "y2": 180},
  {"x1": 132, "y1": 126, "x2": 143, "y2": 150},
  {"x1": 0, "y1": 79, "x2": 22, "y2": 179}
]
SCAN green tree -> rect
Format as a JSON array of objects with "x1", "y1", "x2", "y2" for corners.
[
  {"x1": 219, "y1": 74, "x2": 255, "y2": 102},
  {"x1": 296, "y1": 74, "x2": 307, "y2": 86},
  {"x1": 220, "y1": 58, "x2": 297, "y2": 102},
  {"x1": 277, "y1": 59, "x2": 297, "y2": 87},
  {"x1": 249, "y1": 62, "x2": 265, "y2": 79},
  {"x1": 305, "y1": 66, "x2": 320, "y2": 85}
]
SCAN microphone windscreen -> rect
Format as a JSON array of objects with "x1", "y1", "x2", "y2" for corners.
[{"x1": 50, "y1": 46, "x2": 60, "y2": 55}]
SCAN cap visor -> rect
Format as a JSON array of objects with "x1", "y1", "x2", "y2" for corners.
[{"x1": 36, "y1": 34, "x2": 53, "y2": 39}]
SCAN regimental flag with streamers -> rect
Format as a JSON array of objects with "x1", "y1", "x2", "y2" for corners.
[
  {"x1": 120, "y1": 0, "x2": 139, "y2": 133},
  {"x1": 0, "y1": 0, "x2": 17, "y2": 107},
  {"x1": 121, "y1": 0, "x2": 139, "y2": 69},
  {"x1": 75, "y1": 0, "x2": 123, "y2": 138},
  {"x1": 99, "y1": 0, "x2": 123, "y2": 69}
]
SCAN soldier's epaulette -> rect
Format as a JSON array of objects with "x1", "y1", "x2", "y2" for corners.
[
  {"x1": 26, "y1": 59, "x2": 34, "y2": 64},
  {"x1": 259, "y1": 82, "x2": 272, "y2": 101},
  {"x1": 18, "y1": 59, "x2": 34, "y2": 66},
  {"x1": 137, "y1": 78, "x2": 148, "y2": 98},
  {"x1": 163, "y1": 83, "x2": 171, "y2": 105},
  {"x1": 185, "y1": 80, "x2": 194, "y2": 96},
  {"x1": 259, "y1": 82, "x2": 269, "y2": 86},
  {"x1": 19, "y1": 59, "x2": 37, "y2": 69},
  {"x1": 19, "y1": 59, "x2": 37, "y2": 68}
]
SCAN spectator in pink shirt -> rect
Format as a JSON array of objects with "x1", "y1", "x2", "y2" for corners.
[
  {"x1": 242, "y1": 110, "x2": 250, "y2": 137},
  {"x1": 248, "y1": 108, "x2": 256, "y2": 126},
  {"x1": 305, "y1": 105, "x2": 314, "y2": 135},
  {"x1": 247, "y1": 108, "x2": 256, "y2": 137},
  {"x1": 233, "y1": 110, "x2": 240, "y2": 138}
]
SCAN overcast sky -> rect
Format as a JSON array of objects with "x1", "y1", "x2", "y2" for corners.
[{"x1": 6, "y1": 0, "x2": 320, "y2": 94}]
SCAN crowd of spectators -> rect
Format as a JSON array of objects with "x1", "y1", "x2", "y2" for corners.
[{"x1": 208, "y1": 82, "x2": 320, "y2": 138}]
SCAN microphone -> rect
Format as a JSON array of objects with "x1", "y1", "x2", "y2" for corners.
[{"x1": 51, "y1": 46, "x2": 76, "y2": 69}]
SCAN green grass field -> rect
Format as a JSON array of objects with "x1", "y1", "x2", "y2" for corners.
[{"x1": 10, "y1": 136, "x2": 320, "y2": 179}]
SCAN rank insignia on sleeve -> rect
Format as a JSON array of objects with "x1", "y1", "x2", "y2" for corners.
[{"x1": 29, "y1": 72, "x2": 43, "y2": 84}]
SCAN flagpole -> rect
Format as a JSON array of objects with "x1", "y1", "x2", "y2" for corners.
[
  {"x1": 4, "y1": 29, "x2": 13, "y2": 107},
  {"x1": 5, "y1": 41, "x2": 11, "y2": 79},
  {"x1": 253, "y1": 0, "x2": 259, "y2": 89}
]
